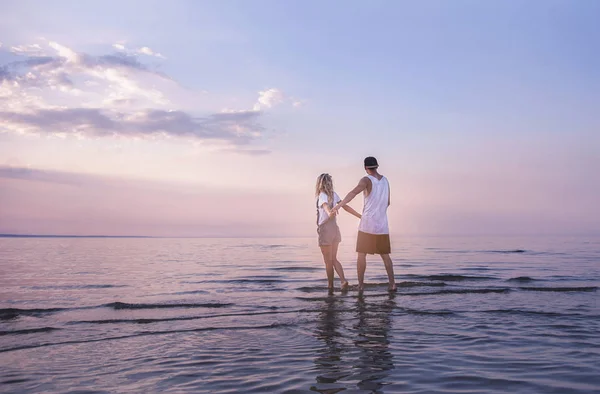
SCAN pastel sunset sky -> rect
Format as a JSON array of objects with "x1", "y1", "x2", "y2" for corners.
[{"x1": 1, "y1": 0, "x2": 598, "y2": 237}]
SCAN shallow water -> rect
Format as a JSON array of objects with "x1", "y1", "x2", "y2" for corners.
[{"x1": 1, "y1": 236, "x2": 599, "y2": 393}]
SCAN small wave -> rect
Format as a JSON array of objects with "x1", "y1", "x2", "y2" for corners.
[
  {"x1": 199, "y1": 278, "x2": 285, "y2": 285},
  {"x1": 173, "y1": 290, "x2": 210, "y2": 295},
  {"x1": 0, "y1": 379, "x2": 29, "y2": 385},
  {"x1": 353, "y1": 292, "x2": 397, "y2": 298},
  {"x1": 0, "y1": 322, "x2": 296, "y2": 354},
  {"x1": 482, "y1": 309, "x2": 575, "y2": 317},
  {"x1": 507, "y1": 276, "x2": 537, "y2": 282},
  {"x1": 296, "y1": 281, "x2": 441, "y2": 293},
  {"x1": 405, "y1": 288, "x2": 510, "y2": 296},
  {"x1": 270, "y1": 266, "x2": 319, "y2": 272},
  {"x1": 0, "y1": 307, "x2": 68, "y2": 320},
  {"x1": 362, "y1": 282, "x2": 396, "y2": 288},
  {"x1": 0, "y1": 327, "x2": 60, "y2": 336},
  {"x1": 153, "y1": 289, "x2": 211, "y2": 296},
  {"x1": 297, "y1": 286, "x2": 330, "y2": 293},
  {"x1": 519, "y1": 286, "x2": 597, "y2": 292},
  {"x1": 407, "y1": 274, "x2": 496, "y2": 281},
  {"x1": 69, "y1": 309, "x2": 302, "y2": 325},
  {"x1": 484, "y1": 249, "x2": 527, "y2": 253},
  {"x1": 104, "y1": 302, "x2": 233, "y2": 310},
  {"x1": 262, "y1": 244, "x2": 288, "y2": 249},
  {"x1": 547, "y1": 275, "x2": 589, "y2": 282},
  {"x1": 24, "y1": 284, "x2": 127, "y2": 290},
  {"x1": 75, "y1": 317, "x2": 193, "y2": 324},
  {"x1": 354, "y1": 282, "x2": 446, "y2": 291},
  {"x1": 296, "y1": 296, "x2": 335, "y2": 302},
  {"x1": 399, "y1": 308, "x2": 455, "y2": 316},
  {"x1": 398, "y1": 281, "x2": 446, "y2": 288},
  {"x1": 1, "y1": 302, "x2": 233, "y2": 318},
  {"x1": 230, "y1": 278, "x2": 284, "y2": 284}
]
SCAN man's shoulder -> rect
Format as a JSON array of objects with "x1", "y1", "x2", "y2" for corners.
[{"x1": 375, "y1": 174, "x2": 388, "y2": 182}]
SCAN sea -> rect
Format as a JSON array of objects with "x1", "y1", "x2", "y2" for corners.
[{"x1": 0, "y1": 236, "x2": 598, "y2": 393}]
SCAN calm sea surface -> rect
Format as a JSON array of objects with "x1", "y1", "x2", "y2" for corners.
[{"x1": 0, "y1": 236, "x2": 599, "y2": 393}]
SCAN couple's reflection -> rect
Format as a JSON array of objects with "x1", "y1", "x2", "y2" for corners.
[
  {"x1": 311, "y1": 293, "x2": 396, "y2": 393},
  {"x1": 312, "y1": 295, "x2": 349, "y2": 394}
]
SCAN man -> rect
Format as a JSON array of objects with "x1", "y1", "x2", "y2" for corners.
[{"x1": 331, "y1": 156, "x2": 396, "y2": 292}]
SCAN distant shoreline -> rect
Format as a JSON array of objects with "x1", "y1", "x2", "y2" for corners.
[
  {"x1": 0, "y1": 233, "x2": 596, "y2": 239},
  {"x1": 0, "y1": 234, "x2": 314, "y2": 239},
  {"x1": 0, "y1": 234, "x2": 156, "y2": 238}
]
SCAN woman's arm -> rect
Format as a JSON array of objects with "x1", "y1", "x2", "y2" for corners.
[
  {"x1": 342, "y1": 205, "x2": 362, "y2": 219},
  {"x1": 322, "y1": 203, "x2": 337, "y2": 218}
]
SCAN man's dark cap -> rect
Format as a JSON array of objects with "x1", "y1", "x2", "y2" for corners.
[{"x1": 364, "y1": 156, "x2": 378, "y2": 168}]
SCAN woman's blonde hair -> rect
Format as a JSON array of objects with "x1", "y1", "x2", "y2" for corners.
[{"x1": 315, "y1": 173, "x2": 334, "y2": 201}]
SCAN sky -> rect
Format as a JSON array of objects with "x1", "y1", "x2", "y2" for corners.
[{"x1": 0, "y1": 0, "x2": 599, "y2": 237}]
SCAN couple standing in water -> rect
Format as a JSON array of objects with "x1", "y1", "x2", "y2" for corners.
[{"x1": 315, "y1": 156, "x2": 397, "y2": 293}]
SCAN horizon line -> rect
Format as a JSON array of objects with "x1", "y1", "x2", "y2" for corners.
[{"x1": 0, "y1": 233, "x2": 598, "y2": 239}]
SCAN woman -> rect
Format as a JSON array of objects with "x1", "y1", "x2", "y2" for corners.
[{"x1": 315, "y1": 173, "x2": 362, "y2": 292}]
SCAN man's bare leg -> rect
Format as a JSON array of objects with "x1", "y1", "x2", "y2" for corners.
[
  {"x1": 320, "y1": 245, "x2": 335, "y2": 291},
  {"x1": 381, "y1": 254, "x2": 396, "y2": 291},
  {"x1": 332, "y1": 241, "x2": 349, "y2": 290},
  {"x1": 357, "y1": 252, "x2": 367, "y2": 291}
]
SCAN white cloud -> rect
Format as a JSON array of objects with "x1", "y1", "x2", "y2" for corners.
[
  {"x1": 0, "y1": 40, "x2": 292, "y2": 150},
  {"x1": 48, "y1": 41, "x2": 80, "y2": 63},
  {"x1": 224, "y1": 88, "x2": 304, "y2": 114},
  {"x1": 138, "y1": 46, "x2": 153, "y2": 55},
  {"x1": 253, "y1": 88, "x2": 285, "y2": 111},
  {"x1": 10, "y1": 44, "x2": 46, "y2": 56},
  {"x1": 292, "y1": 99, "x2": 305, "y2": 108},
  {"x1": 137, "y1": 46, "x2": 165, "y2": 59},
  {"x1": 2, "y1": 39, "x2": 170, "y2": 111},
  {"x1": 0, "y1": 108, "x2": 265, "y2": 144},
  {"x1": 112, "y1": 42, "x2": 165, "y2": 59}
]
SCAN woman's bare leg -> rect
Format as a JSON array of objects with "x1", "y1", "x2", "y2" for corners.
[
  {"x1": 331, "y1": 241, "x2": 348, "y2": 290},
  {"x1": 319, "y1": 245, "x2": 335, "y2": 290}
]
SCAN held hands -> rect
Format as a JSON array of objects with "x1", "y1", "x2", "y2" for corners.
[
  {"x1": 332, "y1": 203, "x2": 362, "y2": 220},
  {"x1": 328, "y1": 207, "x2": 339, "y2": 218},
  {"x1": 330, "y1": 204, "x2": 341, "y2": 215}
]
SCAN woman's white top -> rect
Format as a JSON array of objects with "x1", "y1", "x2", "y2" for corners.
[{"x1": 316, "y1": 192, "x2": 341, "y2": 226}]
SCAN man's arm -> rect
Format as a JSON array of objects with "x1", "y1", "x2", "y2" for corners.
[
  {"x1": 342, "y1": 204, "x2": 362, "y2": 219},
  {"x1": 332, "y1": 177, "x2": 369, "y2": 213}
]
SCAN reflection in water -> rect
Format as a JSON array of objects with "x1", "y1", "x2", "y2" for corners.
[
  {"x1": 311, "y1": 294, "x2": 396, "y2": 393},
  {"x1": 312, "y1": 295, "x2": 350, "y2": 393},
  {"x1": 353, "y1": 293, "x2": 396, "y2": 392}
]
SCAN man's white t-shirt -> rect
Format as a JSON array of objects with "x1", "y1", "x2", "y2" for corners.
[
  {"x1": 317, "y1": 192, "x2": 341, "y2": 226},
  {"x1": 358, "y1": 175, "x2": 390, "y2": 234}
]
